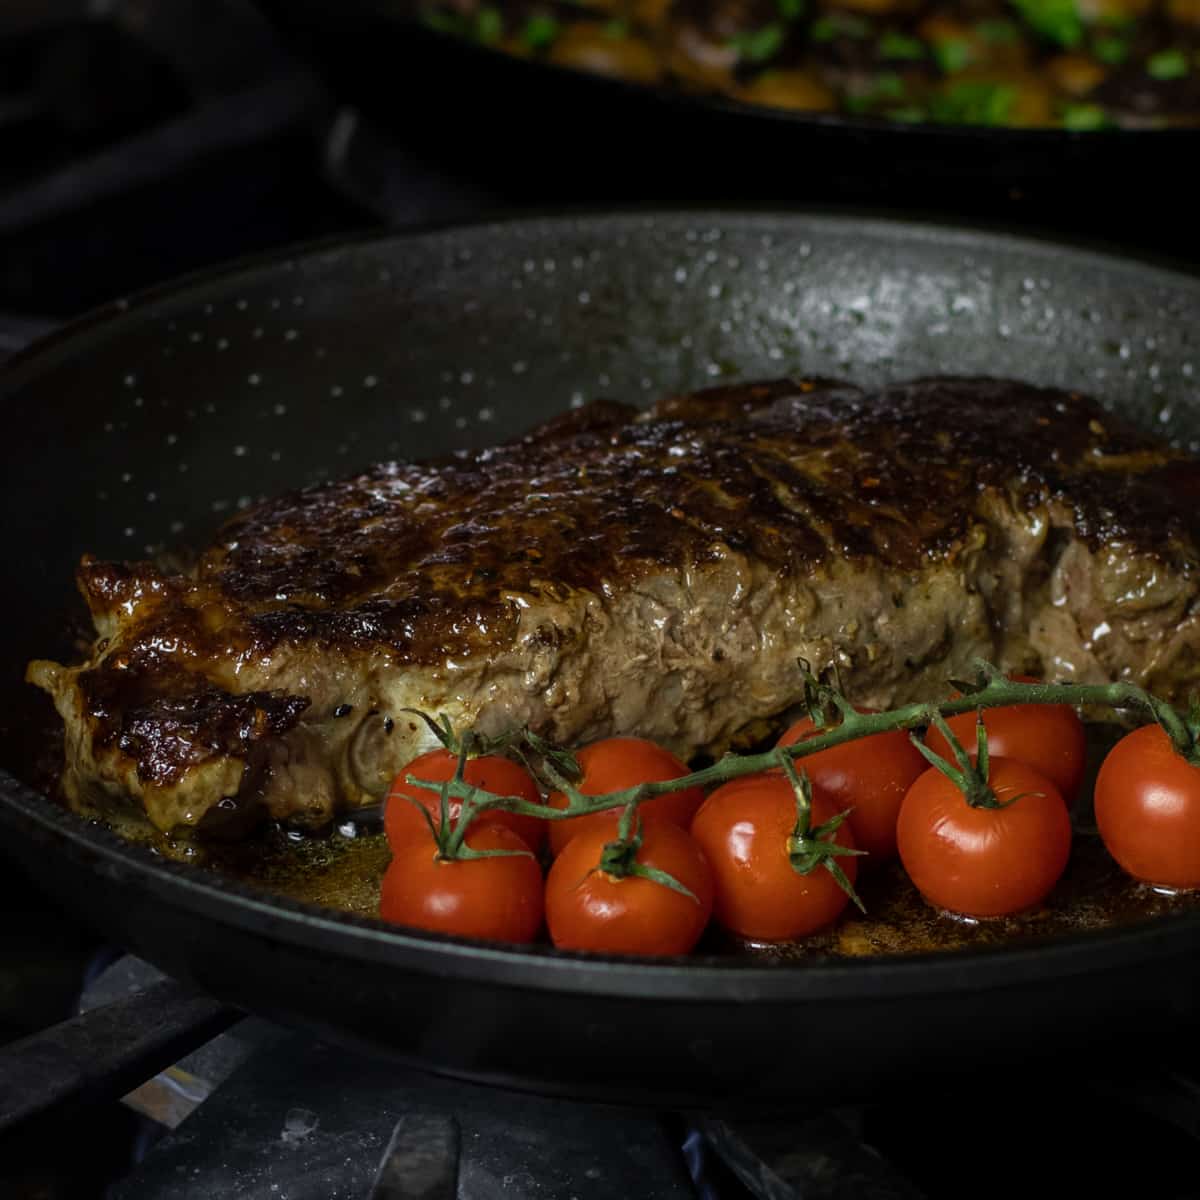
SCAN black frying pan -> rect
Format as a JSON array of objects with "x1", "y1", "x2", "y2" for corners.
[
  {"x1": 2, "y1": 213, "x2": 1200, "y2": 1109},
  {"x1": 254, "y1": 0, "x2": 1199, "y2": 227}
]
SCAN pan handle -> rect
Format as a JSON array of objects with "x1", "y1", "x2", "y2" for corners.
[{"x1": 0, "y1": 977, "x2": 238, "y2": 1134}]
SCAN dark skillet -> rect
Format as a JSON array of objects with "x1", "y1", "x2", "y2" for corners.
[
  {"x1": 2, "y1": 213, "x2": 1200, "y2": 1109},
  {"x1": 253, "y1": 0, "x2": 1199, "y2": 221}
]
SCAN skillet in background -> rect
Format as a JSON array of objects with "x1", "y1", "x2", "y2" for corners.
[
  {"x1": 2, "y1": 212, "x2": 1199, "y2": 1108},
  {"x1": 254, "y1": 0, "x2": 1200, "y2": 233}
]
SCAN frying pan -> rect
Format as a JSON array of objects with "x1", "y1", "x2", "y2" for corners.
[
  {"x1": 2, "y1": 212, "x2": 1200, "y2": 1110},
  {"x1": 254, "y1": 0, "x2": 1199, "y2": 225}
]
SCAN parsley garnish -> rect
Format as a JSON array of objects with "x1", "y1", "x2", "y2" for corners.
[
  {"x1": 1093, "y1": 35, "x2": 1129, "y2": 65},
  {"x1": 879, "y1": 32, "x2": 925, "y2": 61},
  {"x1": 1061, "y1": 103, "x2": 1111, "y2": 130},
  {"x1": 420, "y1": 7, "x2": 467, "y2": 36},
  {"x1": 730, "y1": 24, "x2": 785, "y2": 63},
  {"x1": 930, "y1": 80, "x2": 1017, "y2": 125},
  {"x1": 933, "y1": 38, "x2": 972, "y2": 73},
  {"x1": 810, "y1": 13, "x2": 870, "y2": 41},
  {"x1": 1147, "y1": 49, "x2": 1189, "y2": 80},
  {"x1": 976, "y1": 19, "x2": 1019, "y2": 44},
  {"x1": 521, "y1": 14, "x2": 560, "y2": 49},
  {"x1": 475, "y1": 6, "x2": 502, "y2": 44},
  {"x1": 845, "y1": 71, "x2": 907, "y2": 113},
  {"x1": 1010, "y1": 0, "x2": 1083, "y2": 49}
]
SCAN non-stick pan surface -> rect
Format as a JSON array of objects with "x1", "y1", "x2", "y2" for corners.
[{"x1": 2, "y1": 213, "x2": 1200, "y2": 1108}]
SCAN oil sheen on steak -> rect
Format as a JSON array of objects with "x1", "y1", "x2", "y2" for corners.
[{"x1": 27, "y1": 377, "x2": 1200, "y2": 836}]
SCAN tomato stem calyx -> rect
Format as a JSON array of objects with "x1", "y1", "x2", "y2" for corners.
[
  {"x1": 595, "y1": 829, "x2": 700, "y2": 902},
  {"x1": 779, "y1": 754, "x2": 867, "y2": 913},
  {"x1": 912, "y1": 711, "x2": 1009, "y2": 809},
  {"x1": 400, "y1": 708, "x2": 522, "y2": 761}
]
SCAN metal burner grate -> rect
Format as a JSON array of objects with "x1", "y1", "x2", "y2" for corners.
[{"x1": 2, "y1": 953, "x2": 1198, "y2": 1198}]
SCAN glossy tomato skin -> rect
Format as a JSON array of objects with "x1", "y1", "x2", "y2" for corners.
[
  {"x1": 1095, "y1": 723, "x2": 1200, "y2": 889},
  {"x1": 547, "y1": 737, "x2": 705, "y2": 857},
  {"x1": 777, "y1": 713, "x2": 927, "y2": 862},
  {"x1": 897, "y1": 756, "x2": 1071, "y2": 918},
  {"x1": 384, "y1": 749, "x2": 545, "y2": 852},
  {"x1": 690, "y1": 773, "x2": 857, "y2": 942},
  {"x1": 924, "y1": 678, "x2": 1086, "y2": 801},
  {"x1": 545, "y1": 822, "x2": 714, "y2": 956},
  {"x1": 379, "y1": 823, "x2": 544, "y2": 943}
]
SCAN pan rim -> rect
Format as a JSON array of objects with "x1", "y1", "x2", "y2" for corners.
[
  {"x1": 3, "y1": 207, "x2": 1199, "y2": 389},
  {"x1": 4, "y1": 209, "x2": 1200, "y2": 1004}
]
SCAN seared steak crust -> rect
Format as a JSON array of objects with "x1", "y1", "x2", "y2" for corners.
[{"x1": 28, "y1": 377, "x2": 1200, "y2": 835}]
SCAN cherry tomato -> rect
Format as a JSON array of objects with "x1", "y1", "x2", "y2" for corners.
[
  {"x1": 384, "y1": 748, "x2": 545, "y2": 852},
  {"x1": 547, "y1": 737, "x2": 705, "y2": 857},
  {"x1": 897, "y1": 757, "x2": 1071, "y2": 918},
  {"x1": 777, "y1": 713, "x2": 927, "y2": 862},
  {"x1": 545, "y1": 822, "x2": 714, "y2": 956},
  {"x1": 924, "y1": 676, "x2": 1086, "y2": 800},
  {"x1": 379, "y1": 823, "x2": 544, "y2": 943},
  {"x1": 689, "y1": 773, "x2": 858, "y2": 942},
  {"x1": 1095, "y1": 723, "x2": 1200, "y2": 889}
]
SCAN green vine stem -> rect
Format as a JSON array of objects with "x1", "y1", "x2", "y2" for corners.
[{"x1": 384, "y1": 661, "x2": 1195, "y2": 841}]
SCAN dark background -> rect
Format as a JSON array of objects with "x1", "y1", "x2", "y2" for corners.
[
  {"x1": 1, "y1": 2, "x2": 1198, "y2": 1194},
  {"x1": 2, "y1": 0, "x2": 1197, "y2": 328}
]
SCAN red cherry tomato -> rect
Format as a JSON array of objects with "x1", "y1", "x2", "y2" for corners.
[
  {"x1": 1095, "y1": 723, "x2": 1200, "y2": 889},
  {"x1": 545, "y1": 821, "x2": 714, "y2": 956},
  {"x1": 777, "y1": 713, "x2": 927, "y2": 862},
  {"x1": 689, "y1": 773, "x2": 858, "y2": 942},
  {"x1": 379, "y1": 823, "x2": 544, "y2": 943},
  {"x1": 924, "y1": 676, "x2": 1086, "y2": 801},
  {"x1": 547, "y1": 737, "x2": 705, "y2": 857},
  {"x1": 384, "y1": 748, "x2": 545, "y2": 852},
  {"x1": 897, "y1": 757, "x2": 1071, "y2": 918}
]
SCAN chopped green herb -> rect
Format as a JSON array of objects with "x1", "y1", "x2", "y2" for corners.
[
  {"x1": 930, "y1": 80, "x2": 1016, "y2": 125},
  {"x1": 1061, "y1": 103, "x2": 1111, "y2": 130},
  {"x1": 1147, "y1": 49, "x2": 1189, "y2": 81},
  {"x1": 810, "y1": 13, "x2": 869, "y2": 41},
  {"x1": 1092, "y1": 35, "x2": 1128, "y2": 65},
  {"x1": 845, "y1": 71, "x2": 907, "y2": 112},
  {"x1": 1010, "y1": 0, "x2": 1083, "y2": 49},
  {"x1": 933, "y1": 38, "x2": 972, "y2": 74},
  {"x1": 602, "y1": 17, "x2": 629, "y2": 39},
  {"x1": 420, "y1": 7, "x2": 468, "y2": 36},
  {"x1": 475, "y1": 6, "x2": 502, "y2": 44},
  {"x1": 777, "y1": 0, "x2": 805, "y2": 22},
  {"x1": 729, "y1": 23, "x2": 785, "y2": 63},
  {"x1": 872, "y1": 72, "x2": 905, "y2": 100},
  {"x1": 976, "y1": 19, "x2": 1019, "y2": 45},
  {"x1": 879, "y1": 32, "x2": 925, "y2": 61},
  {"x1": 520, "y1": 14, "x2": 560, "y2": 49},
  {"x1": 886, "y1": 106, "x2": 927, "y2": 122}
]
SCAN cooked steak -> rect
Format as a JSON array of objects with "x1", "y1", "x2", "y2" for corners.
[{"x1": 28, "y1": 377, "x2": 1200, "y2": 836}]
